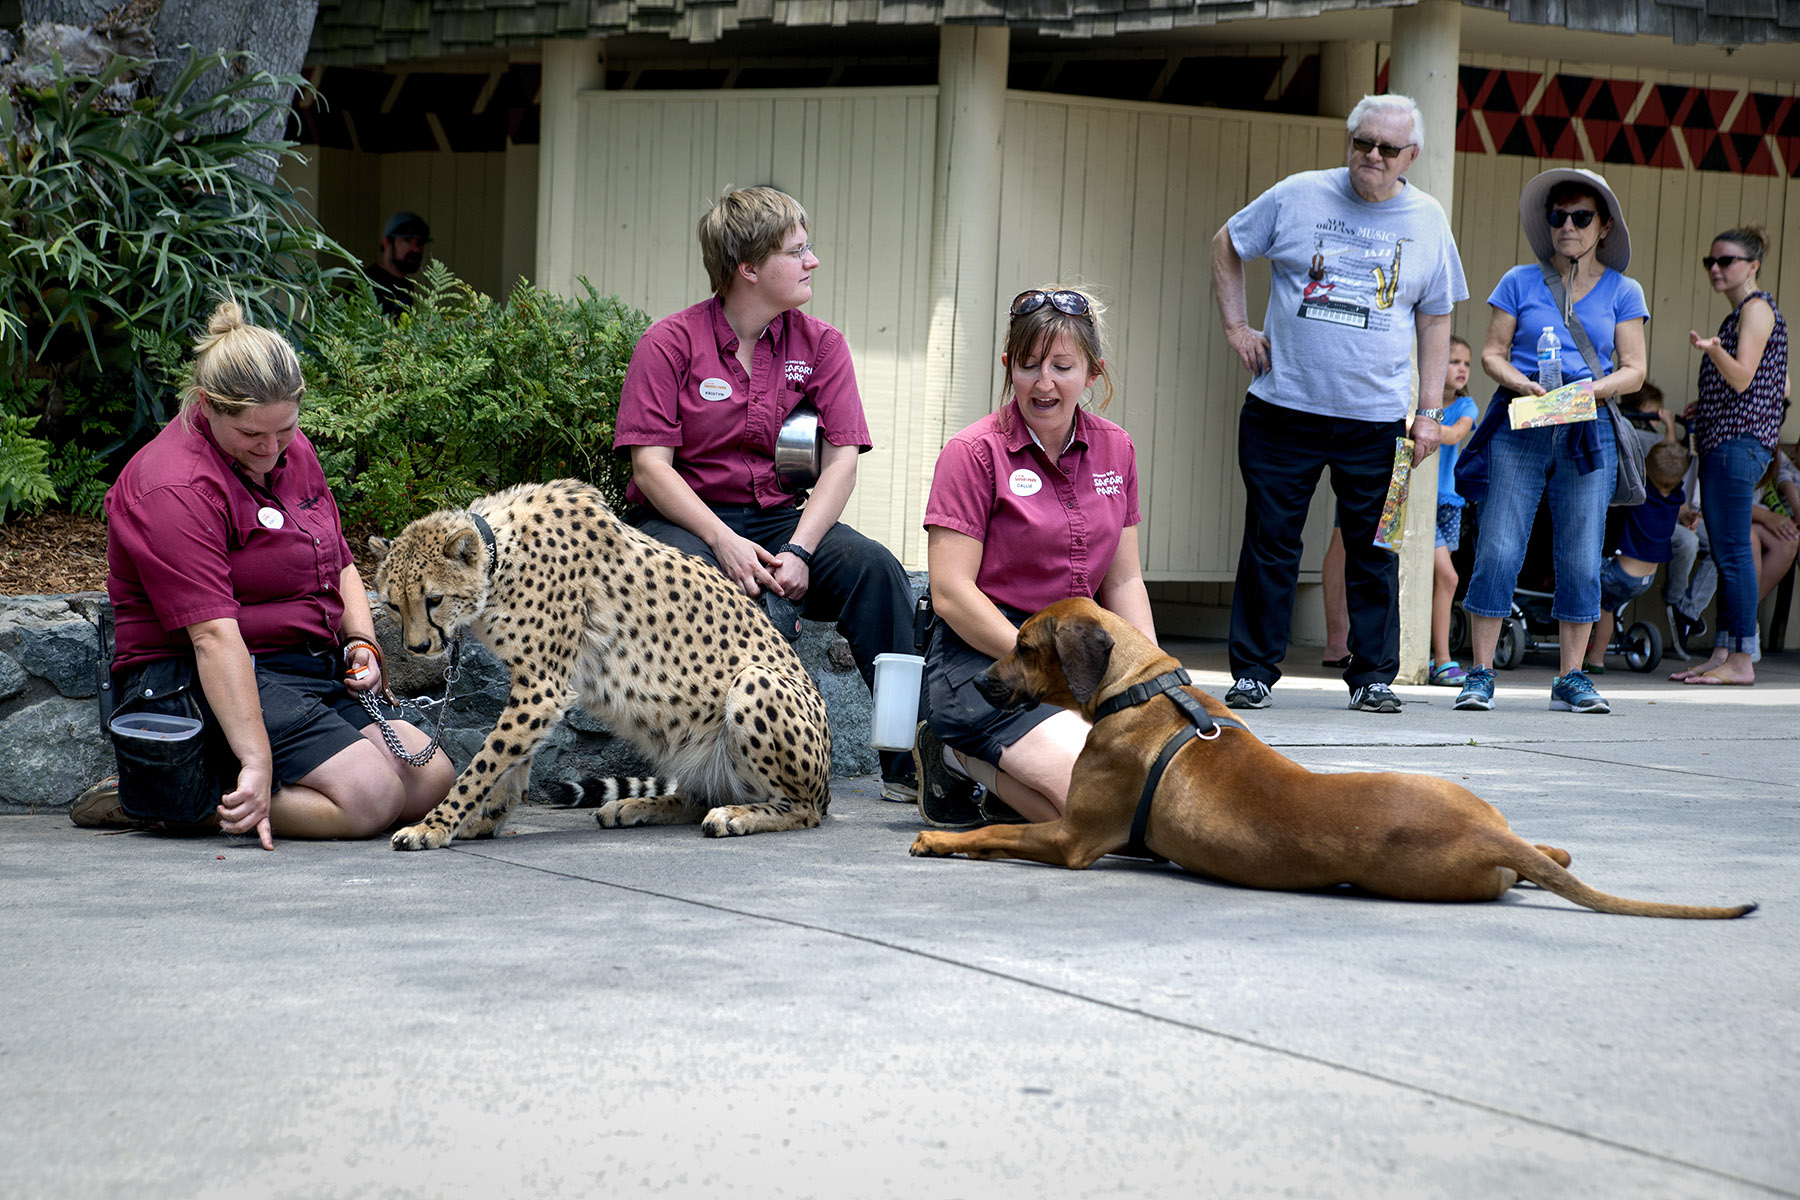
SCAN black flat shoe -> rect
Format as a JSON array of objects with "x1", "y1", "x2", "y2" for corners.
[{"x1": 912, "y1": 722, "x2": 985, "y2": 829}]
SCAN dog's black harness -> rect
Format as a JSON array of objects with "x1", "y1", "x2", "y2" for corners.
[{"x1": 1090, "y1": 669, "x2": 1249, "y2": 861}]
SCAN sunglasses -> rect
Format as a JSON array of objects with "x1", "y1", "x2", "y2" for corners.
[
  {"x1": 1547, "y1": 209, "x2": 1598, "y2": 229},
  {"x1": 1009, "y1": 289, "x2": 1093, "y2": 321},
  {"x1": 1351, "y1": 136, "x2": 1413, "y2": 160},
  {"x1": 1702, "y1": 255, "x2": 1748, "y2": 270}
]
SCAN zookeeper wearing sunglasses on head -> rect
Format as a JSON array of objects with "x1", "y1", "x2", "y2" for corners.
[
  {"x1": 915, "y1": 286, "x2": 1156, "y2": 829},
  {"x1": 1211, "y1": 92, "x2": 1468, "y2": 715}
]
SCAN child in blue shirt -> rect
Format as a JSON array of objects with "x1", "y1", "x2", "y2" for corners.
[
  {"x1": 1586, "y1": 411, "x2": 1689, "y2": 672},
  {"x1": 1429, "y1": 336, "x2": 1481, "y2": 685}
]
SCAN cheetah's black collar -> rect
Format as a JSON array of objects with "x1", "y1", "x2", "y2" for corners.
[{"x1": 470, "y1": 511, "x2": 498, "y2": 580}]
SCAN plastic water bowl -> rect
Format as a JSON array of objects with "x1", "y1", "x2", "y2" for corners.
[{"x1": 109, "y1": 713, "x2": 204, "y2": 742}]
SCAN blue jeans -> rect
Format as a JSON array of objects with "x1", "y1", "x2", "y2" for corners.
[
  {"x1": 1599, "y1": 556, "x2": 1656, "y2": 611},
  {"x1": 1464, "y1": 421, "x2": 1616, "y2": 623},
  {"x1": 1699, "y1": 437, "x2": 1772, "y2": 653}
]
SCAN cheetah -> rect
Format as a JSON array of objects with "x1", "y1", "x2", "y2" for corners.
[{"x1": 370, "y1": 479, "x2": 832, "y2": 849}]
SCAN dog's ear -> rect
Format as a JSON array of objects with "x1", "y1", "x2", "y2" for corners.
[{"x1": 1055, "y1": 618, "x2": 1115, "y2": 706}]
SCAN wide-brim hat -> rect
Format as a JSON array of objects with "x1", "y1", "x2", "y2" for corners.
[{"x1": 1519, "y1": 168, "x2": 1630, "y2": 272}]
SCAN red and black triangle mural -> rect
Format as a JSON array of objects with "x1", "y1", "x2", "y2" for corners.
[{"x1": 1454, "y1": 64, "x2": 1793, "y2": 178}]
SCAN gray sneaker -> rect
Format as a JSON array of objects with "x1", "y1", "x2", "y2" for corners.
[
  {"x1": 1349, "y1": 682, "x2": 1402, "y2": 713},
  {"x1": 1225, "y1": 678, "x2": 1272, "y2": 709}
]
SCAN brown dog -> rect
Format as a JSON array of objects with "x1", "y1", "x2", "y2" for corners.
[{"x1": 909, "y1": 598, "x2": 1754, "y2": 919}]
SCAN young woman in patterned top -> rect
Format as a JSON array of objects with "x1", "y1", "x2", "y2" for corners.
[{"x1": 1675, "y1": 225, "x2": 1789, "y2": 686}]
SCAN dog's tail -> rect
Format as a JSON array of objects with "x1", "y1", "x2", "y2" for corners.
[
  {"x1": 1501, "y1": 839, "x2": 1756, "y2": 919},
  {"x1": 537, "y1": 776, "x2": 680, "y2": 808}
]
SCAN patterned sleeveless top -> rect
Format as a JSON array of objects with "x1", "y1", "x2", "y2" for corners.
[{"x1": 1694, "y1": 289, "x2": 1787, "y2": 456}]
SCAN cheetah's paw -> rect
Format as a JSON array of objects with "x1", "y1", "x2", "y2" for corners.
[{"x1": 391, "y1": 822, "x2": 452, "y2": 851}]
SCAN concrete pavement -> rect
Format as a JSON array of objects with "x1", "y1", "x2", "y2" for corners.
[{"x1": 3, "y1": 642, "x2": 1795, "y2": 1199}]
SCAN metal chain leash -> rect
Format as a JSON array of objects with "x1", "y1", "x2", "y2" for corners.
[{"x1": 355, "y1": 635, "x2": 463, "y2": 767}]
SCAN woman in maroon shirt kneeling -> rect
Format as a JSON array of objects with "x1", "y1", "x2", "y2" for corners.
[
  {"x1": 918, "y1": 286, "x2": 1158, "y2": 827},
  {"x1": 95, "y1": 300, "x2": 453, "y2": 849}
]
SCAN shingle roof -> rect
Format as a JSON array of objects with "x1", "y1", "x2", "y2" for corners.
[{"x1": 308, "y1": 0, "x2": 1800, "y2": 63}]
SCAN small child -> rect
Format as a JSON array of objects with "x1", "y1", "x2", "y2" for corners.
[
  {"x1": 1587, "y1": 412, "x2": 1690, "y2": 672},
  {"x1": 1428, "y1": 335, "x2": 1480, "y2": 685}
]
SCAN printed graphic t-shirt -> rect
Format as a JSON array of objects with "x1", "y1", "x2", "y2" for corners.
[{"x1": 1227, "y1": 167, "x2": 1468, "y2": 422}]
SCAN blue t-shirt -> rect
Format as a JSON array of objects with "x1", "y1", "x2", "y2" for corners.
[
  {"x1": 1436, "y1": 393, "x2": 1480, "y2": 503},
  {"x1": 1617, "y1": 482, "x2": 1684, "y2": 563},
  {"x1": 1488, "y1": 265, "x2": 1649, "y2": 382}
]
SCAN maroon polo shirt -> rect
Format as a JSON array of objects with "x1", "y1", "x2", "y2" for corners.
[
  {"x1": 925, "y1": 401, "x2": 1142, "y2": 616},
  {"x1": 614, "y1": 297, "x2": 872, "y2": 509},
  {"x1": 105, "y1": 414, "x2": 354, "y2": 669}
]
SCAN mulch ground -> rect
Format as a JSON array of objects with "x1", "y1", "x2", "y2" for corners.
[
  {"x1": 0, "y1": 511, "x2": 387, "y2": 596},
  {"x1": 0, "y1": 511, "x2": 109, "y2": 596}
]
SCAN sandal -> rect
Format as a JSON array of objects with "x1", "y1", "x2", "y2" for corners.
[{"x1": 1427, "y1": 660, "x2": 1467, "y2": 686}]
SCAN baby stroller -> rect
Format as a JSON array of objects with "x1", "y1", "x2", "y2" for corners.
[
  {"x1": 1484, "y1": 585, "x2": 1662, "y2": 672},
  {"x1": 1448, "y1": 493, "x2": 1662, "y2": 673}
]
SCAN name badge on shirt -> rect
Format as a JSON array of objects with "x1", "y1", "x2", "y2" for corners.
[
  {"x1": 1010, "y1": 469, "x2": 1042, "y2": 497},
  {"x1": 699, "y1": 377, "x2": 733, "y2": 402},
  {"x1": 257, "y1": 506, "x2": 285, "y2": 530}
]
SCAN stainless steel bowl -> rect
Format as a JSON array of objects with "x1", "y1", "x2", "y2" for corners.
[{"x1": 774, "y1": 403, "x2": 822, "y2": 493}]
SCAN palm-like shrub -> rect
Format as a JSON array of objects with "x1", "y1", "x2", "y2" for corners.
[{"x1": 0, "y1": 46, "x2": 357, "y2": 516}]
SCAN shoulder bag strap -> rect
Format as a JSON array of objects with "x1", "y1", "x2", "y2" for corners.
[{"x1": 1536, "y1": 260, "x2": 1605, "y2": 381}]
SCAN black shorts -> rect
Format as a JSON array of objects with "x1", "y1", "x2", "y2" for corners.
[
  {"x1": 111, "y1": 649, "x2": 414, "y2": 825},
  {"x1": 923, "y1": 611, "x2": 1059, "y2": 766}
]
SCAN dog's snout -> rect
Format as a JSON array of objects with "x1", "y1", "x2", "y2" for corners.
[{"x1": 974, "y1": 668, "x2": 1027, "y2": 711}]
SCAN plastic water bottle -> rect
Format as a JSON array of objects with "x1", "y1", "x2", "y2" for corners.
[{"x1": 1536, "y1": 326, "x2": 1563, "y2": 390}]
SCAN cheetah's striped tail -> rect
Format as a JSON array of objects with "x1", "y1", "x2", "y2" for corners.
[{"x1": 537, "y1": 776, "x2": 680, "y2": 808}]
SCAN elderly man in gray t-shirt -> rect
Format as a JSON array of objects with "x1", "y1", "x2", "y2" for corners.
[{"x1": 1210, "y1": 92, "x2": 1468, "y2": 715}]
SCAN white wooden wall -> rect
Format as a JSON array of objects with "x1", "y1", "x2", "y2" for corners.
[
  {"x1": 996, "y1": 96, "x2": 1345, "y2": 582},
  {"x1": 289, "y1": 145, "x2": 539, "y2": 304},
  {"x1": 571, "y1": 88, "x2": 939, "y2": 563}
]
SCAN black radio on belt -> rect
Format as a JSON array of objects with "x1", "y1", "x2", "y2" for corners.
[{"x1": 912, "y1": 592, "x2": 935, "y2": 655}]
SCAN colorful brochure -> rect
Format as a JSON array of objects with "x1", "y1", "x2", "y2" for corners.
[
  {"x1": 1373, "y1": 437, "x2": 1413, "y2": 553},
  {"x1": 1508, "y1": 379, "x2": 1597, "y2": 430}
]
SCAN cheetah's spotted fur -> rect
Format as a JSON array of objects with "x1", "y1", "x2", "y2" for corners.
[{"x1": 370, "y1": 480, "x2": 832, "y2": 849}]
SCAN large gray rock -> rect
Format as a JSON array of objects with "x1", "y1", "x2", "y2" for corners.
[
  {"x1": 0, "y1": 695, "x2": 113, "y2": 811},
  {"x1": 0, "y1": 596, "x2": 101, "y2": 698},
  {"x1": 0, "y1": 652, "x2": 27, "y2": 702}
]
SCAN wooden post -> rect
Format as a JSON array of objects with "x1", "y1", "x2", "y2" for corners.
[
  {"x1": 924, "y1": 26, "x2": 1010, "y2": 458},
  {"x1": 1318, "y1": 41, "x2": 1378, "y2": 120},
  {"x1": 1387, "y1": 0, "x2": 1462, "y2": 684},
  {"x1": 536, "y1": 38, "x2": 605, "y2": 299}
]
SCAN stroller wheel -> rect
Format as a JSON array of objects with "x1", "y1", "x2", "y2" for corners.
[
  {"x1": 1449, "y1": 604, "x2": 1470, "y2": 657},
  {"x1": 1496, "y1": 615, "x2": 1529, "y2": 670},
  {"x1": 1623, "y1": 621, "x2": 1663, "y2": 673}
]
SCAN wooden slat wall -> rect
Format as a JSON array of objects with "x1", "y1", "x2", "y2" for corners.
[
  {"x1": 291, "y1": 145, "x2": 538, "y2": 302},
  {"x1": 996, "y1": 94, "x2": 1343, "y2": 582},
  {"x1": 300, "y1": 59, "x2": 1795, "y2": 581},
  {"x1": 571, "y1": 87, "x2": 939, "y2": 563}
]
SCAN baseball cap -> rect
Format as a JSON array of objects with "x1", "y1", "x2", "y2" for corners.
[{"x1": 383, "y1": 211, "x2": 431, "y2": 241}]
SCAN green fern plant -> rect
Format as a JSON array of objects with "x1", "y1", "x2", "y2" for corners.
[
  {"x1": 301, "y1": 263, "x2": 650, "y2": 536},
  {"x1": 0, "y1": 413, "x2": 58, "y2": 523}
]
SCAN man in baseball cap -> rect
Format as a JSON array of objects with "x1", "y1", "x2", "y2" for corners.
[{"x1": 363, "y1": 211, "x2": 431, "y2": 317}]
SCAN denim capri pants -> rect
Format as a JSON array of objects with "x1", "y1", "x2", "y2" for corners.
[{"x1": 1464, "y1": 421, "x2": 1616, "y2": 623}]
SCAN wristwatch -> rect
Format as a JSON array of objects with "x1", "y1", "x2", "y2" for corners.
[
  {"x1": 777, "y1": 542, "x2": 814, "y2": 566},
  {"x1": 1416, "y1": 407, "x2": 1446, "y2": 422}
]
